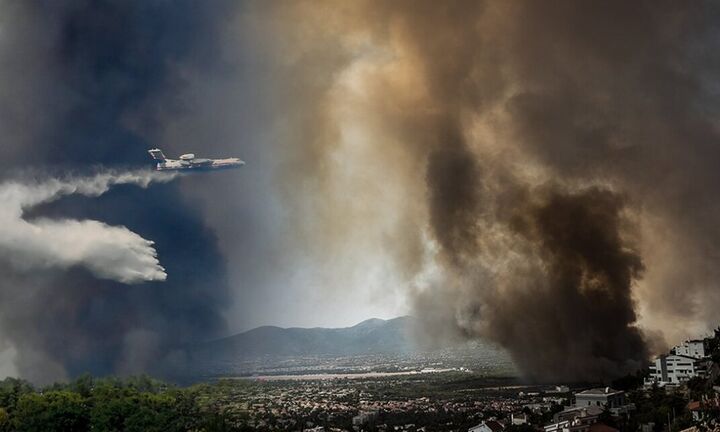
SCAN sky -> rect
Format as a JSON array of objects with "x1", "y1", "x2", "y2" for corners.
[{"x1": 2, "y1": 0, "x2": 720, "y2": 383}]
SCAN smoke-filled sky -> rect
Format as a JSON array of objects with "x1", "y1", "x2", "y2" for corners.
[{"x1": 2, "y1": 0, "x2": 720, "y2": 383}]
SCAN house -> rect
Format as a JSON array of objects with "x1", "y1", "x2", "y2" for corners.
[
  {"x1": 554, "y1": 405, "x2": 603, "y2": 423},
  {"x1": 546, "y1": 406, "x2": 602, "y2": 432},
  {"x1": 686, "y1": 395, "x2": 720, "y2": 422},
  {"x1": 544, "y1": 419, "x2": 617, "y2": 432},
  {"x1": 511, "y1": 412, "x2": 529, "y2": 425},
  {"x1": 544, "y1": 420, "x2": 571, "y2": 432},
  {"x1": 469, "y1": 420, "x2": 504, "y2": 432},
  {"x1": 548, "y1": 385, "x2": 571, "y2": 394},
  {"x1": 574, "y1": 388, "x2": 625, "y2": 409},
  {"x1": 573, "y1": 388, "x2": 634, "y2": 416},
  {"x1": 687, "y1": 400, "x2": 704, "y2": 422}
]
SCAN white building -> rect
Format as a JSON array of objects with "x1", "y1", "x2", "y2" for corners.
[
  {"x1": 574, "y1": 388, "x2": 625, "y2": 409},
  {"x1": 546, "y1": 406, "x2": 602, "y2": 432},
  {"x1": 573, "y1": 388, "x2": 634, "y2": 416},
  {"x1": 469, "y1": 420, "x2": 504, "y2": 432},
  {"x1": 511, "y1": 412, "x2": 529, "y2": 425},
  {"x1": 646, "y1": 354, "x2": 707, "y2": 386},
  {"x1": 674, "y1": 340, "x2": 708, "y2": 359},
  {"x1": 545, "y1": 420, "x2": 572, "y2": 432}
]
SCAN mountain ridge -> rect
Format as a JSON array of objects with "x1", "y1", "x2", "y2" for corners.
[
  {"x1": 226, "y1": 316, "x2": 411, "y2": 335},
  {"x1": 192, "y1": 316, "x2": 417, "y2": 359}
]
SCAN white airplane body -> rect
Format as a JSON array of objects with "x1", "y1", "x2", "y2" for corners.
[{"x1": 148, "y1": 148, "x2": 245, "y2": 172}]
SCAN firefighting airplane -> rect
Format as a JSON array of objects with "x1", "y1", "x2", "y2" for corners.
[{"x1": 148, "y1": 148, "x2": 245, "y2": 172}]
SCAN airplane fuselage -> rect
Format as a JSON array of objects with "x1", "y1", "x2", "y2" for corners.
[{"x1": 148, "y1": 149, "x2": 245, "y2": 172}]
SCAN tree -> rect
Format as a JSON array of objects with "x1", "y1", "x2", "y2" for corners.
[
  {"x1": 686, "y1": 376, "x2": 707, "y2": 400},
  {"x1": 598, "y1": 406, "x2": 618, "y2": 428},
  {"x1": 70, "y1": 373, "x2": 94, "y2": 398},
  {"x1": 88, "y1": 384, "x2": 139, "y2": 432},
  {"x1": 3, "y1": 375, "x2": 240, "y2": 431},
  {"x1": 122, "y1": 393, "x2": 177, "y2": 432},
  {"x1": 0, "y1": 377, "x2": 33, "y2": 412},
  {"x1": 0, "y1": 407, "x2": 10, "y2": 432},
  {"x1": 612, "y1": 370, "x2": 649, "y2": 392},
  {"x1": 505, "y1": 424, "x2": 537, "y2": 432},
  {"x1": 13, "y1": 391, "x2": 89, "y2": 432}
]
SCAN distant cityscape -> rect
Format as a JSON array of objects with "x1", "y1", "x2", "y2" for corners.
[
  {"x1": 191, "y1": 327, "x2": 720, "y2": 432},
  {"x1": 183, "y1": 317, "x2": 516, "y2": 380},
  {"x1": 1, "y1": 321, "x2": 719, "y2": 431}
]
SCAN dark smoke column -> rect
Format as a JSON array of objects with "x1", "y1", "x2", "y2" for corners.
[
  {"x1": 424, "y1": 123, "x2": 649, "y2": 381},
  {"x1": 492, "y1": 188, "x2": 647, "y2": 381}
]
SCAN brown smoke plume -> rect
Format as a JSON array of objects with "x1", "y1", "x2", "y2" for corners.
[
  {"x1": 496, "y1": 187, "x2": 647, "y2": 380},
  {"x1": 213, "y1": 0, "x2": 720, "y2": 380}
]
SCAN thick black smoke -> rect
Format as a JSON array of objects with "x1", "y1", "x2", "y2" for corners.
[
  {"x1": 426, "y1": 130, "x2": 483, "y2": 266},
  {"x1": 489, "y1": 188, "x2": 648, "y2": 381},
  {"x1": 6, "y1": 0, "x2": 720, "y2": 385},
  {"x1": 243, "y1": 0, "x2": 720, "y2": 381},
  {"x1": 0, "y1": 1, "x2": 233, "y2": 383},
  {"x1": 424, "y1": 144, "x2": 649, "y2": 380}
]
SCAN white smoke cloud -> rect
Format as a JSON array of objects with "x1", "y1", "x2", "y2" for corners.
[{"x1": 0, "y1": 169, "x2": 176, "y2": 284}]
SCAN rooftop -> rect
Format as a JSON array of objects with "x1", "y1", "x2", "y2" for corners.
[
  {"x1": 484, "y1": 420, "x2": 504, "y2": 432},
  {"x1": 687, "y1": 401, "x2": 702, "y2": 411},
  {"x1": 576, "y1": 387, "x2": 624, "y2": 397},
  {"x1": 558, "y1": 405, "x2": 604, "y2": 418},
  {"x1": 665, "y1": 354, "x2": 703, "y2": 361},
  {"x1": 589, "y1": 423, "x2": 620, "y2": 432}
]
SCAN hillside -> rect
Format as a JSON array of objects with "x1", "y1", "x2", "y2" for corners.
[{"x1": 191, "y1": 316, "x2": 417, "y2": 359}]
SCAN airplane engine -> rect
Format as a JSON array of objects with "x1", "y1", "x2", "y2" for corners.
[{"x1": 179, "y1": 153, "x2": 195, "y2": 161}]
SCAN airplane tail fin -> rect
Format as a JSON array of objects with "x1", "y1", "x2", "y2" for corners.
[{"x1": 148, "y1": 148, "x2": 167, "y2": 161}]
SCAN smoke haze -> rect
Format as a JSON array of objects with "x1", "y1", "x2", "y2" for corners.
[
  {"x1": 2, "y1": 0, "x2": 720, "y2": 383},
  {"x1": 220, "y1": 0, "x2": 720, "y2": 380}
]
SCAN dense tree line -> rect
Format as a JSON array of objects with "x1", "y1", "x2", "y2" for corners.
[{"x1": 0, "y1": 375, "x2": 237, "y2": 432}]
